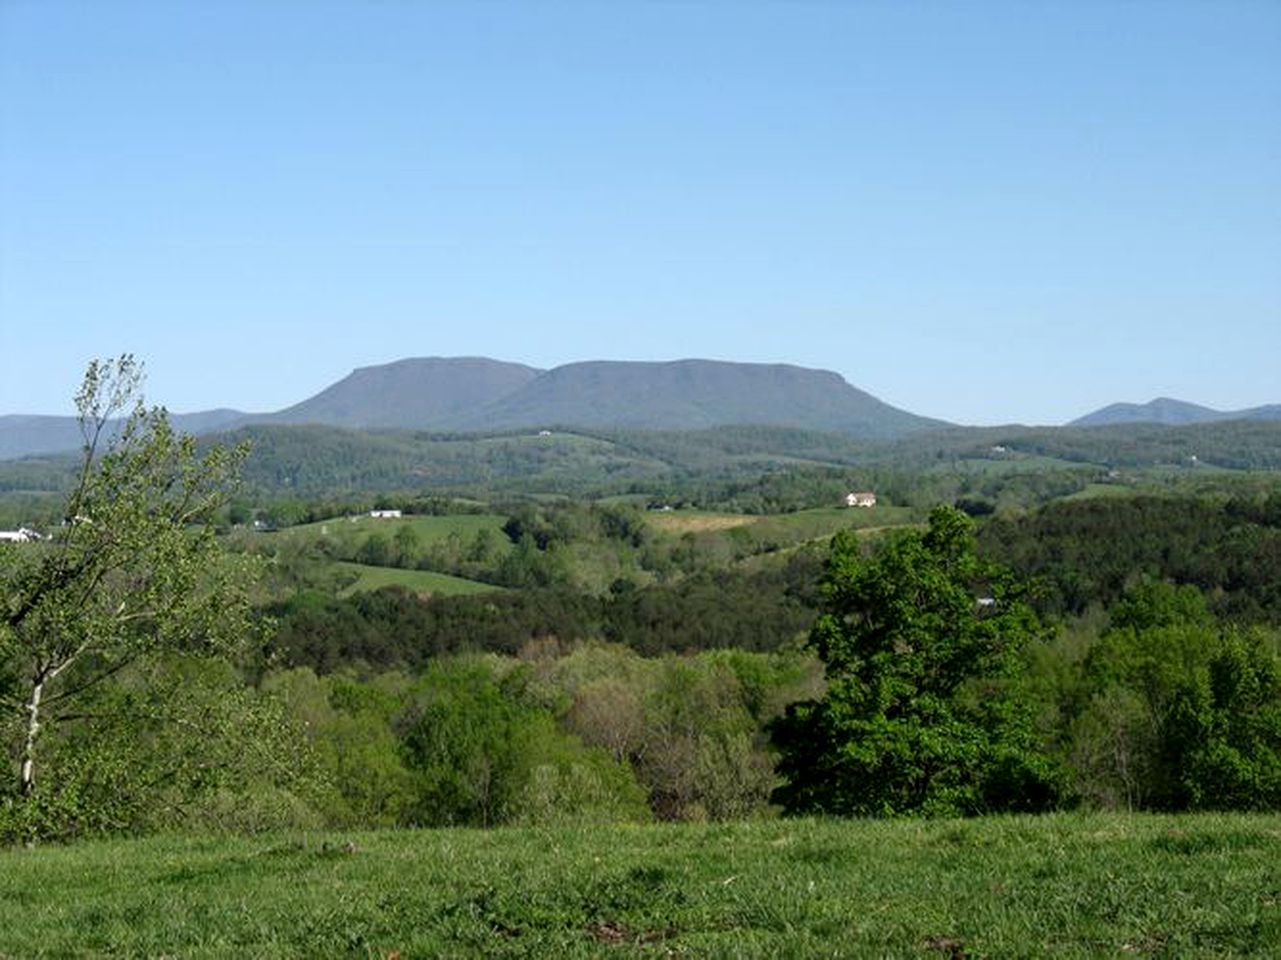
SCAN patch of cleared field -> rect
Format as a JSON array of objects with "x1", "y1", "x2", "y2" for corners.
[
  {"x1": 285, "y1": 513, "x2": 511, "y2": 547},
  {"x1": 646, "y1": 511, "x2": 759, "y2": 533},
  {"x1": 335, "y1": 561, "x2": 503, "y2": 597}
]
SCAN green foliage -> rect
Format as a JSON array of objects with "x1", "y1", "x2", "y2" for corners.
[
  {"x1": 262, "y1": 668, "x2": 416, "y2": 828},
  {"x1": 0, "y1": 655, "x2": 328, "y2": 843},
  {"x1": 264, "y1": 658, "x2": 652, "y2": 830},
  {"x1": 1056, "y1": 581, "x2": 1281, "y2": 812},
  {"x1": 0, "y1": 357, "x2": 262, "y2": 828},
  {"x1": 980, "y1": 495, "x2": 1281, "y2": 622},
  {"x1": 516, "y1": 644, "x2": 823, "y2": 822},
  {"x1": 398, "y1": 659, "x2": 649, "y2": 827},
  {"x1": 1164, "y1": 634, "x2": 1281, "y2": 810},
  {"x1": 772, "y1": 506, "x2": 1060, "y2": 816}
]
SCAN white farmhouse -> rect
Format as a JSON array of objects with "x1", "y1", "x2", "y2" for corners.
[
  {"x1": 844, "y1": 492, "x2": 877, "y2": 508},
  {"x1": 369, "y1": 509, "x2": 403, "y2": 519},
  {"x1": 0, "y1": 527, "x2": 43, "y2": 543}
]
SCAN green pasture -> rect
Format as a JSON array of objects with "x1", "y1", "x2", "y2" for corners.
[
  {"x1": 284, "y1": 513, "x2": 511, "y2": 548},
  {"x1": 746, "y1": 505, "x2": 918, "y2": 539},
  {"x1": 334, "y1": 562, "x2": 503, "y2": 598},
  {"x1": 648, "y1": 506, "x2": 920, "y2": 566},
  {"x1": 1, "y1": 813, "x2": 1276, "y2": 957}
]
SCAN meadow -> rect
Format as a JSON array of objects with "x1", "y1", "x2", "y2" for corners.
[
  {"x1": 1, "y1": 813, "x2": 1276, "y2": 958},
  {"x1": 281, "y1": 513, "x2": 512, "y2": 551}
]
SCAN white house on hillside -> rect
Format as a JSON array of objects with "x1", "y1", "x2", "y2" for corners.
[
  {"x1": 844, "y1": 492, "x2": 877, "y2": 508},
  {"x1": 0, "y1": 527, "x2": 43, "y2": 543},
  {"x1": 369, "y1": 509, "x2": 403, "y2": 519}
]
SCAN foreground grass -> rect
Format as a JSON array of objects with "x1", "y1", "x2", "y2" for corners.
[{"x1": 1, "y1": 814, "x2": 1278, "y2": 958}]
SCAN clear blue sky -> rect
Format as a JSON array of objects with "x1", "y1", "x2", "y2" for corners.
[{"x1": 2, "y1": 0, "x2": 1278, "y2": 425}]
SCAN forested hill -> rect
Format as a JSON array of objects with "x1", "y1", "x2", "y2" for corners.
[
  {"x1": 260, "y1": 357, "x2": 544, "y2": 429},
  {"x1": 1071, "y1": 397, "x2": 1281, "y2": 427},
  {"x1": 445, "y1": 359, "x2": 945, "y2": 437},
  {"x1": 258, "y1": 357, "x2": 944, "y2": 438},
  {"x1": 0, "y1": 409, "x2": 245, "y2": 460},
  {"x1": 6, "y1": 418, "x2": 1281, "y2": 501}
]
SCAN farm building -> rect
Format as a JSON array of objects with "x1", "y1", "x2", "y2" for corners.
[
  {"x1": 844, "y1": 492, "x2": 877, "y2": 508},
  {"x1": 0, "y1": 527, "x2": 43, "y2": 543}
]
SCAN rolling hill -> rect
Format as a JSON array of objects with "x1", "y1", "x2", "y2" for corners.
[
  {"x1": 1072, "y1": 397, "x2": 1281, "y2": 427},
  {"x1": 0, "y1": 409, "x2": 246, "y2": 460}
]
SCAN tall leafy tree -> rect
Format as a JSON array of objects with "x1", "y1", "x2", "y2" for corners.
[
  {"x1": 0, "y1": 357, "x2": 255, "y2": 803},
  {"x1": 771, "y1": 506, "x2": 1059, "y2": 816}
]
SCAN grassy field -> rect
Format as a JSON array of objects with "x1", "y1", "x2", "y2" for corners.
[
  {"x1": 2, "y1": 813, "x2": 1277, "y2": 957},
  {"x1": 648, "y1": 506, "x2": 918, "y2": 539},
  {"x1": 283, "y1": 513, "x2": 512, "y2": 549},
  {"x1": 334, "y1": 562, "x2": 503, "y2": 598},
  {"x1": 646, "y1": 510, "x2": 758, "y2": 534}
]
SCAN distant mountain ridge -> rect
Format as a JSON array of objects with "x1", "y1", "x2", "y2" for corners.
[
  {"x1": 0, "y1": 357, "x2": 944, "y2": 459},
  {"x1": 1072, "y1": 397, "x2": 1281, "y2": 427},
  {"x1": 0, "y1": 409, "x2": 246, "y2": 460},
  {"x1": 448, "y1": 359, "x2": 943, "y2": 437},
  {"x1": 262, "y1": 357, "x2": 543, "y2": 429}
]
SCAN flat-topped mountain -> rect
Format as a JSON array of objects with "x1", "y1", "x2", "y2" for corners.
[
  {"x1": 1072, "y1": 397, "x2": 1281, "y2": 428},
  {"x1": 1, "y1": 356, "x2": 944, "y2": 458},
  {"x1": 263, "y1": 357, "x2": 544, "y2": 430},
  {"x1": 450, "y1": 359, "x2": 943, "y2": 437}
]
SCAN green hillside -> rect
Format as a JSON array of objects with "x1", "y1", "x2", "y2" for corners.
[
  {"x1": 448, "y1": 359, "x2": 946, "y2": 437},
  {"x1": 264, "y1": 357, "x2": 542, "y2": 429}
]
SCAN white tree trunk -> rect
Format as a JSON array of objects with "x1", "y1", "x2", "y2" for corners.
[{"x1": 21, "y1": 678, "x2": 45, "y2": 796}]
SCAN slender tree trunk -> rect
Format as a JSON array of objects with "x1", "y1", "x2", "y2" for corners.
[{"x1": 21, "y1": 677, "x2": 46, "y2": 796}]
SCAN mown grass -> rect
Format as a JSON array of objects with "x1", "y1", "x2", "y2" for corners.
[
  {"x1": 334, "y1": 562, "x2": 503, "y2": 598},
  {"x1": 2, "y1": 814, "x2": 1277, "y2": 958}
]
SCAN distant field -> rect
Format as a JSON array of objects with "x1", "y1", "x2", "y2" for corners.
[
  {"x1": 334, "y1": 561, "x2": 502, "y2": 597},
  {"x1": 748, "y1": 506, "x2": 918, "y2": 539},
  {"x1": 283, "y1": 513, "x2": 511, "y2": 548},
  {"x1": 646, "y1": 510, "x2": 757, "y2": 533},
  {"x1": 1, "y1": 814, "x2": 1276, "y2": 957},
  {"x1": 647, "y1": 506, "x2": 919, "y2": 545}
]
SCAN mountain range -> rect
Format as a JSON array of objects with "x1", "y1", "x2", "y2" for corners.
[
  {"x1": 4, "y1": 357, "x2": 1279, "y2": 461},
  {"x1": 1070, "y1": 398, "x2": 1281, "y2": 428},
  {"x1": 0, "y1": 358, "x2": 944, "y2": 459}
]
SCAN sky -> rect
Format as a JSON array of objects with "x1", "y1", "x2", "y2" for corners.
[{"x1": 1, "y1": 1, "x2": 1278, "y2": 426}]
